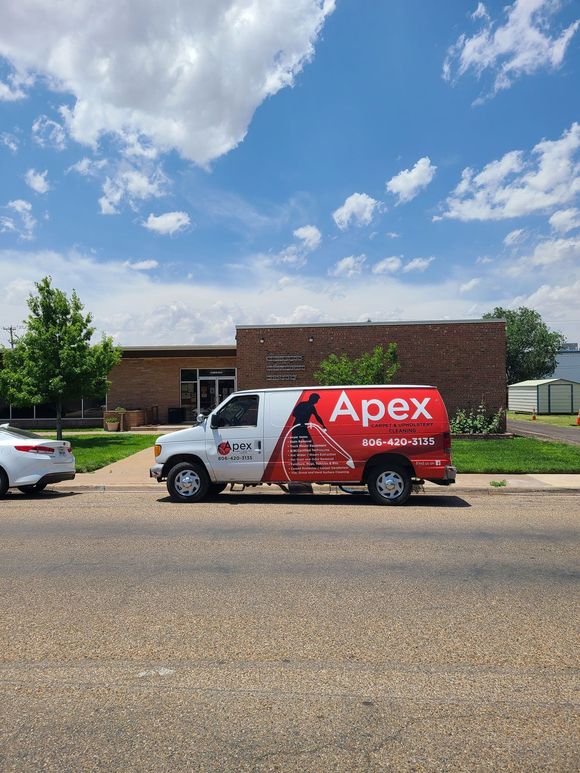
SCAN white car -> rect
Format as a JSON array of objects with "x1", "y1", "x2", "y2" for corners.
[{"x1": 0, "y1": 424, "x2": 75, "y2": 497}]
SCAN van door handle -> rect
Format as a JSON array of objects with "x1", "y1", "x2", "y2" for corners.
[{"x1": 256, "y1": 441, "x2": 262, "y2": 450}]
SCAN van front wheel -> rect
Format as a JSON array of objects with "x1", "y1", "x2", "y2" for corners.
[
  {"x1": 167, "y1": 461, "x2": 209, "y2": 503},
  {"x1": 368, "y1": 465, "x2": 411, "y2": 506}
]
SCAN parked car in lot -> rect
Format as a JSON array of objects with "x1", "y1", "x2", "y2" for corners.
[
  {"x1": 0, "y1": 424, "x2": 75, "y2": 497},
  {"x1": 151, "y1": 385, "x2": 456, "y2": 505}
]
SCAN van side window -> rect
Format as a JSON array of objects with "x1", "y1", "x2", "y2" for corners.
[{"x1": 214, "y1": 395, "x2": 259, "y2": 428}]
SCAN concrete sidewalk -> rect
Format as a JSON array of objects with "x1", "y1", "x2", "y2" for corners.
[{"x1": 54, "y1": 447, "x2": 580, "y2": 494}]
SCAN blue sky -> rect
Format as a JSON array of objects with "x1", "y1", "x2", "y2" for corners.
[{"x1": 0, "y1": 0, "x2": 579, "y2": 344}]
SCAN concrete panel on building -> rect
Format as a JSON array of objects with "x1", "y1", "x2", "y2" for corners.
[{"x1": 554, "y1": 351, "x2": 580, "y2": 382}]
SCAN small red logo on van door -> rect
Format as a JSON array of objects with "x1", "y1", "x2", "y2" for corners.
[{"x1": 218, "y1": 441, "x2": 231, "y2": 456}]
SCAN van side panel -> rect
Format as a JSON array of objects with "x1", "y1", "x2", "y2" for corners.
[{"x1": 261, "y1": 387, "x2": 450, "y2": 484}]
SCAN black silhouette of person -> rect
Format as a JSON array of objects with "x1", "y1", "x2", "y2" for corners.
[{"x1": 291, "y1": 393, "x2": 326, "y2": 469}]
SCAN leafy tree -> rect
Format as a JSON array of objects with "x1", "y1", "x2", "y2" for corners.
[
  {"x1": 315, "y1": 344, "x2": 399, "y2": 386},
  {"x1": 0, "y1": 277, "x2": 121, "y2": 439},
  {"x1": 483, "y1": 306, "x2": 566, "y2": 385}
]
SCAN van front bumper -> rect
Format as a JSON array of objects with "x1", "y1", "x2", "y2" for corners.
[{"x1": 150, "y1": 463, "x2": 164, "y2": 481}]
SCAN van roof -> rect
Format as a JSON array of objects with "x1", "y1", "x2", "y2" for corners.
[{"x1": 234, "y1": 384, "x2": 436, "y2": 395}]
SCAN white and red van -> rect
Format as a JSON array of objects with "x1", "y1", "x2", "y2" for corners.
[{"x1": 150, "y1": 385, "x2": 456, "y2": 505}]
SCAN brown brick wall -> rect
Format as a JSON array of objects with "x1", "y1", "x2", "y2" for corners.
[
  {"x1": 236, "y1": 322, "x2": 507, "y2": 422},
  {"x1": 108, "y1": 355, "x2": 237, "y2": 422}
]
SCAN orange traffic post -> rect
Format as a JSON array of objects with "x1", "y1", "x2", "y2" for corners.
[
  {"x1": 531, "y1": 408, "x2": 537, "y2": 421},
  {"x1": 576, "y1": 409, "x2": 580, "y2": 426}
]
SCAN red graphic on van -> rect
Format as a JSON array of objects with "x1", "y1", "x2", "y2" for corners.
[
  {"x1": 262, "y1": 387, "x2": 447, "y2": 483},
  {"x1": 218, "y1": 441, "x2": 231, "y2": 456}
]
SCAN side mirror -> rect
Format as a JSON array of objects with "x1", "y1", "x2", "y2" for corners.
[{"x1": 211, "y1": 415, "x2": 225, "y2": 429}]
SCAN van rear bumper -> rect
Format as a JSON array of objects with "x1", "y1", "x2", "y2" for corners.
[{"x1": 428, "y1": 465, "x2": 457, "y2": 486}]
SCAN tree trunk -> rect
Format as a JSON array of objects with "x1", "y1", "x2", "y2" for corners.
[{"x1": 56, "y1": 398, "x2": 63, "y2": 441}]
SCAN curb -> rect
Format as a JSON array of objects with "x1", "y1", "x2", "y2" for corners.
[{"x1": 56, "y1": 484, "x2": 579, "y2": 495}]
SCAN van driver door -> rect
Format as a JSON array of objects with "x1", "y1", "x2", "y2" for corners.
[{"x1": 206, "y1": 394, "x2": 264, "y2": 482}]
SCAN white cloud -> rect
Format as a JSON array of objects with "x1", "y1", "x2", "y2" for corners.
[
  {"x1": 32, "y1": 115, "x2": 67, "y2": 150},
  {"x1": 329, "y1": 254, "x2": 367, "y2": 277},
  {"x1": 332, "y1": 193, "x2": 379, "y2": 230},
  {"x1": 476, "y1": 255, "x2": 493, "y2": 264},
  {"x1": 293, "y1": 224, "x2": 321, "y2": 251},
  {"x1": 385, "y1": 231, "x2": 400, "y2": 239},
  {"x1": 460, "y1": 277, "x2": 481, "y2": 293},
  {"x1": 402, "y1": 257, "x2": 435, "y2": 273},
  {"x1": 99, "y1": 165, "x2": 168, "y2": 215},
  {"x1": 67, "y1": 157, "x2": 107, "y2": 177},
  {"x1": 503, "y1": 228, "x2": 526, "y2": 246},
  {"x1": 143, "y1": 211, "x2": 191, "y2": 235},
  {"x1": 24, "y1": 169, "x2": 50, "y2": 194},
  {"x1": 526, "y1": 234, "x2": 580, "y2": 267},
  {"x1": 1, "y1": 246, "x2": 578, "y2": 342},
  {"x1": 1, "y1": 132, "x2": 19, "y2": 153},
  {"x1": 549, "y1": 207, "x2": 580, "y2": 233},
  {"x1": 472, "y1": 3, "x2": 489, "y2": 22},
  {"x1": 512, "y1": 279, "x2": 580, "y2": 334},
  {"x1": 386, "y1": 157, "x2": 437, "y2": 204},
  {"x1": 437, "y1": 122, "x2": 580, "y2": 221},
  {"x1": 0, "y1": 0, "x2": 335, "y2": 166},
  {"x1": 124, "y1": 259, "x2": 159, "y2": 271},
  {"x1": 0, "y1": 200, "x2": 36, "y2": 240},
  {"x1": 372, "y1": 256, "x2": 402, "y2": 274},
  {"x1": 0, "y1": 69, "x2": 30, "y2": 101},
  {"x1": 443, "y1": 0, "x2": 579, "y2": 101}
]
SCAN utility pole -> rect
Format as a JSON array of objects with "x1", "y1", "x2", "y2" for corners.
[{"x1": 2, "y1": 325, "x2": 21, "y2": 348}]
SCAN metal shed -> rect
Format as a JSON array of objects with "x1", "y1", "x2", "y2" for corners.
[{"x1": 508, "y1": 378, "x2": 580, "y2": 414}]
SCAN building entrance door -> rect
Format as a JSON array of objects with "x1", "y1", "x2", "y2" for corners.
[{"x1": 199, "y1": 377, "x2": 236, "y2": 415}]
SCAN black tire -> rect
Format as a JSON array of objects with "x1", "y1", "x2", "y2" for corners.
[
  {"x1": 18, "y1": 482, "x2": 48, "y2": 495},
  {"x1": 166, "y1": 461, "x2": 209, "y2": 503},
  {"x1": 207, "y1": 483, "x2": 227, "y2": 496},
  {"x1": 367, "y1": 464, "x2": 412, "y2": 506},
  {"x1": 0, "y1": 468, "x2": 8, "y2": 498}
]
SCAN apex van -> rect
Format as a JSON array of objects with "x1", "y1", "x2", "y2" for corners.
[{"x1": 150, "y1": 385, "x2": 456, "y2": 505}]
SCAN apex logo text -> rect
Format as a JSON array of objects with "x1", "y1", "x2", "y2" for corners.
[{"x1": 329, "y1": 390, "x2": 432, "y2": 427}]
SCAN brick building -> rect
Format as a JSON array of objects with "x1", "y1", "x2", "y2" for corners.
[
  {"x1": 105, "y1": 319, "x2": 506, "y2": 426},
  {"x1": 2, "y1": 319, "x2": 505, "y2": 427}
]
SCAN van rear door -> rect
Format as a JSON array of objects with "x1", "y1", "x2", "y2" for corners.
[{"x1": 206, "y1": 393, "x2": 265, "y2": 482}]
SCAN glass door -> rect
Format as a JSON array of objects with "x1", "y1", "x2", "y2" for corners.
[
  {"x1": 199, "y1": 379, "x2": 218, "y2": 415},
  {"x1": 218, "y1": 378, "x2": 235, "y2": 404}
]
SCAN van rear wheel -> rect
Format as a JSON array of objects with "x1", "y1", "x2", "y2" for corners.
[
  {"x1": 368, "y1": 465, "x2": 411, "y2": 506},
  {"x1": 167, "y1": 461, "x2": 209, "y2": 503}
]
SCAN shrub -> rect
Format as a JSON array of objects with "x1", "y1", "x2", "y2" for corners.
[{"x1": 450, "y1": 404, "x2": 504, "y2": 434}]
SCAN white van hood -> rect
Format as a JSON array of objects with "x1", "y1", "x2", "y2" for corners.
[{"x1": 156, "y1": 424, "x2": 206, "y2": 444}]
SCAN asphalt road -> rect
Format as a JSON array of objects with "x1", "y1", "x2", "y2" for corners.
[
  {"x1": 507, "y1": 418, "x2": 580, "y2": 445},
  {"x1": 0, "y1": 490, "x2": 578, "y2": 772}
]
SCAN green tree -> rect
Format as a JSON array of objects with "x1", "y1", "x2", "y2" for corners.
[
  {"x1": 315, "y1": 344, "x2": 399, "y2": 386},
  {"x1": 0, "y1": 277, "x2": 121, "y2": 439},
  {"x1": 483, "y1": 306, "x2": 565, "y2": 385}
]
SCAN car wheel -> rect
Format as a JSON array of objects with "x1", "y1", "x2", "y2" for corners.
[
  {"x1": 0, "y1": 468, "x2": 8, "y2": 498},
  {"x1": 18, "y1": 482, "x2": 48, "y2": 495},
  {"x1": 167, "y1": 461, "x2": 209, "y2": 503},
  {"x1": 367, "y1": 465, "x2": 411, "y2": 506}
]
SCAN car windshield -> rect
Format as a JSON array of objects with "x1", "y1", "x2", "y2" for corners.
[{"x1": 0, "y1": 425, "x2": 42, "y2": 439}]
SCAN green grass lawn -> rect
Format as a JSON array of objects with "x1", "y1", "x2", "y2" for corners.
[
  {"x1": 507, "y1": 411, "x2": 580, "y2": 428},
  {"x1": 61, "y1": 433, "x2": 156, "y2": 473},
  {"x1": 452, "y1": 437, "x2": 580, "y2": 474}
]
